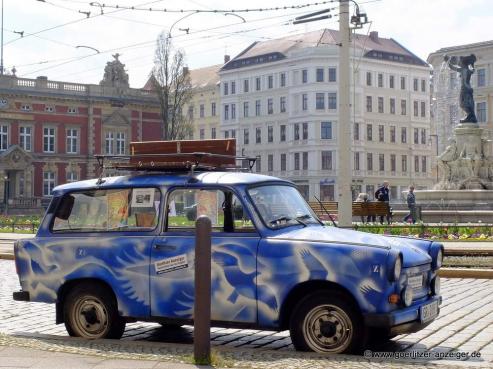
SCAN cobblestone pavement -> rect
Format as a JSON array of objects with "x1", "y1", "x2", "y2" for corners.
[{"x1": 1, "y1": 259, "x2": 493, "y2": 368}]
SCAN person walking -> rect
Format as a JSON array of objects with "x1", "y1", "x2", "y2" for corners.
[
  {"x1": 403, "y1": 185, "x2": 417, "y2": 224},
  {"x1": 375, "y1": 181, "x2": 390, "y2": 224}
]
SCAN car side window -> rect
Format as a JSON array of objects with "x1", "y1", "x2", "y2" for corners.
[
  {"x1": 52, "y1": 188, "x2": 161, "y2": 232},
  {"x1": 167, "y1": 189, "x2": 254, "y2": 232}
]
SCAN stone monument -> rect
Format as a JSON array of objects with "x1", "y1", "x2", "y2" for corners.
[{"x1": 100, "y1": 53, "x2": 129, "y2": 89}]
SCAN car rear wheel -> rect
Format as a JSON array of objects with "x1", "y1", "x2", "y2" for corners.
[
  {"x1": 289, "y1": 291, "x2": 365, "y2": 354},
  {"x1": 63, "y1": 284, "x2": 126, "y2": 339}
]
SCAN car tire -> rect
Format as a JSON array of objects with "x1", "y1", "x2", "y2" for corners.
[
  {"x1": 289, "y1": 291, "x2": 365, "y2": 354},
  {"x1": 63, "y1": 283, "x2": 126, "y2": 339}
]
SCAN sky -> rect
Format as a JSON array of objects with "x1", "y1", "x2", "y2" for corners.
[{"x1": 2, "y1": 0, "x2": 493, "y2": 88}]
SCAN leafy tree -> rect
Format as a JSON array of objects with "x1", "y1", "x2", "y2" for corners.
[{"x1": 151, "y1": 32, "x2": 193, "y2": 140}]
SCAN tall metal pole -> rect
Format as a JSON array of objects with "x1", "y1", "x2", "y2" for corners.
[
  {"x1": 1, "y1": 0, "x2": 4, "y2": 75},
  {"x1": 337, "y1": 0, "x2": 352, "y2": 227}
]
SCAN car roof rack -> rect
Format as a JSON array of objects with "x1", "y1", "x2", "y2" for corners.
[{"x1": 94, "y1": 139, "x2": 258, "y2": 182}]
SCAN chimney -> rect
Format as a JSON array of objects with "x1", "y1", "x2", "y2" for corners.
[
  {"x1": 369, "y1": 31, "x2": 379, "y2": 42},
  {"x1": 224, "y1": 55, "x2": 231, "y2": 64}
]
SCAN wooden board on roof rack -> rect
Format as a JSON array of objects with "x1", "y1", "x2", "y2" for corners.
[{"x1": 128, "y1": 139, "x2": 237, "y2": 169}]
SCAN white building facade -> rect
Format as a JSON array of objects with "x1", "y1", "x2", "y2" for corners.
[{"x1": 219, "y1": 29, "x2": 433, "y2": 202}]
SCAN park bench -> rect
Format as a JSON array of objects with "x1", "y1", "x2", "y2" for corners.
[{"x1": 307, "y1": 201, "x2": 391, "y2": 222}]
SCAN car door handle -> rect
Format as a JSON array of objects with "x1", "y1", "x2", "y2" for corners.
[{"x1": 153, "y1": 244, "x2": 177, "y2": 251}]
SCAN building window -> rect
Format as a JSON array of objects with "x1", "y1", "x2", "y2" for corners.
[
  {"x1": 413, "y1": 78, "x2": 418, "y2": 91},
  {"x1": 255, "y1": 100, "x2": 261, "y2": 116},
  {"x1": 402, "y1": 155, "x2": 407, "y2": 172},
  {"x1": 268, "y1": 126, "x2": 273, "y2": 143},
  {"x1": 66, "y1": 128, "x2": 78, "y2": 154},
  {"x1": 45, "y1": 105, "x2": 54, "y2": 112},
  {"x1": 211, "y1": 127, "x2": 216, "y2": 139},
  {"x1": 354, "y1": 152, "x2": 360, "y2": 171},
  {"x1": 421, "y1": 79, "x2": 426, "y2": 92},
  {"x1": 353, "y1": 123, "x2": 359, "y2": 141},
  {"x1": 0, "y1": 125, "x2": 8, "y2": 150},
  {"x1": 224, "y1": 105, "x2": 229, "y2": 120},
  {"x1": 294, "y1": 123, "x2": 300, "y2": 140},
  {"x1": 414, "y1": 101, "x2": 419, "y2": 117},
  {"x1": 390, "y1": 154, "x2": 396, "y2": 172},
  {"x1": 243, "y1": 79, "x2": 249, "y2": 93},
  {"x1": 223, "y1": 82, "x2": 228, "y2": 95},
  {"x1": 477, "y1": 102, "x2": 487, "y2": 122},
  {"x1": 68, "y1": 107, "x2": 77, "y2": 114},
  {"x1": 231, "y1": 81, "x2": 236, "y2": 94},
  {"x1": 321, "y1": 151, "x2": 332, "y2": 170},
  {"x1": 244, "y1": 129, "x2": 249, "y2": 145},
  {"x1": 414, "y1": 156, "x2": 419, "y2": 172},
  {"x1": 367, "y1": 153, "x2": 373, "y2": 171},
  {"x1": 414, "y1": 128, "x2": 419, "y2": 144},
  {"x1": 316, "y1": 93, "x2": 325, "y2": 109},
  {"x1": 280, "y1": 153, "x2": 286, "y2": 171},
  {"x1": 280, "y1": 72, "x2": 286, "y2": 87},
  {"x1": 116, "y1": 132, "x2": 125, "y2": 155},
  {"x1": 19, "y1": 126, "x2": 31, "y2": 151},
  {"x1": 328, "y1": 67, "x2": 336, "y2": 82},
  {"x1": 280, "y1": 96, "x2": 286, "y2": 113},
  {"x1": 422, "y1": 156, "x2": 427, "y2": 172},
  {"x1": 20, "y1": 104, "x2": 32, "y2": 111},
  {"x1": 390, "y1": 98, "x2": 395, "y2": 114},
  {"x1": 389, "y1": 75, "x2": 394, "y2": 88},
  {"x1": 401, "y1": 99, "x2": 407, "y2": 115},
  {"x1": 366, "y1": 72, "x2": 372, "y2": 86},
  {"x1": 231, "y1": 103, "x2": 236, "y2": 119},
  {"x1": 379, "y1": 154, "x2": 385, "y2": 171},
  {"x1": 43, "y1": 127, "x2": 55, "y2": 153},
  {"x1": 367, "y1": 124, "x2": 373, "y2": 141},
  {"x1": 280, "y1": 125, "x2": 286, "y2": 142},
  {"x1": 378, "y1": 125, "x2": 384, "y2": 142},
  {"x1": 400, "y1": 76, "x2": 406, "y2": 90},
  {"x1": 421, "y1": 129, "x2": 426, "y2": 145},
  {"x1": 366, "y1": 96, "x2": 372, "y2": 112},
  {"x1": 256, "y1": 77, "x2": 261, "y2": 91},
  {"x1": 378, "y1": 73, "x2": 383, "y2": 88},
  {"x1": 243, "y1": 102, "x2": 249, "y2": 117},
  {"x1": 43, "y1": 171, "x2": 56, "y2": 196},
  {"x1": 66, "y1": 171, "x2": 78, "y2": 183},
  {"x1": 294, "y1": 153, "x2": 300, "y2": 170},
  {"x1": 268, "y1": 154, "x2": 273, "y2": 172},
  {"x1": 199, "y1": 104, "x2": 204, "y2": 118},
  {"x1": 320, "y1": 184, "x2": 334, "y2": 201},
  {"x1": 267, "y1": 98, "x2": 273, "y2": 114},
  {"x1": 200, "y1": 129, "x2": 205, "y2": 140},
  {"x1": 390, "y1": 126, "x2": 396, "y2": 143},
  {"x1": 268, "y1": 75, "x2": 273, "y2": 89},
  {"x1": 188, "y1": 106, "x2": 194, "y2": 120},
  {"x1": 401, "y1": 127, "x2": 407, "y2": 143},
  {"x1": 256, "y1": 128, "x2": 261, "y2": 144},
  {"x1": 378, "y1": 97, "x2": 384, "y2": 113},
  {"x1": 316, "y1": 68, "x2": 324, "y2": 82},
  {"x1": 105, "y1": 132, "x2": 113, "y2": 154},
  {"x1": 224, "y1": 131, "x2": 229, "y2": 139},
  {"x1": 302, "y1": 69, "x2": 308, "y2": 83},
  {"x1": 302, "y1": 122, "x2": 308, "y2": 140},
  {"x1": 209, "y1": 103, "x2": 216, "y2": 117},
  {"x1": 421, "y1": 101, "x2": 426, "y2": 117},
  {"x1": 478, "y1": 69, "x2": 486, "y2": 87},
  {"x1": 255, "y1": 157, "x2": 261, "y2": 172},
  {"x1": 302, "y1": 152, "x2": 308, "y2": 170},
  {"x1": 328, "y1": 92, "x2": 337, "y2": 109},
  {"x1": 321, "y1": 122, "x2": 332, "y2": 139},
  {"x1": 231, "y1": 129, "x2": 236, "y2": 139},
  {"x1": 302, "y1": 93, "x2": 308, "y2": 111}
]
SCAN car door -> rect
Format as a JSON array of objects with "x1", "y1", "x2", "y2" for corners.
[{"x1": 150, "y1": 187, "x2": 260, "y2": 323}]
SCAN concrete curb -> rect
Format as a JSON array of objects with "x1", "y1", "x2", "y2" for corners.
[{"x1": 438, "y1": 268, "x2": 493, "y2": 279}]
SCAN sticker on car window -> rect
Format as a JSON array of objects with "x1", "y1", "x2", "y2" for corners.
[
  {"x1": 155, "y1": 254, "x2": 189, "y2": 274},
  {"x1": 132, "y1": 188, "x2": 155, "y2": 207}
]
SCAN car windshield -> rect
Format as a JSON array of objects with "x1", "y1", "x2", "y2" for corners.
[{"x1": 248, "y1": 185, "x2": 319, "y2": 228}]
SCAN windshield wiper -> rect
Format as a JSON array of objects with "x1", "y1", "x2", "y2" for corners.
[{"x1": 270, "y1": 215, "x2": 307, "y2": 227}]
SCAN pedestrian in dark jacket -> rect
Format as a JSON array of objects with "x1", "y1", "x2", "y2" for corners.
[
  {"x1": 403, "y1": 185, "x2": 417, "y2": 224},
  {"x1": 375, "y1": 181, "x2": 391, "y2": 224}
]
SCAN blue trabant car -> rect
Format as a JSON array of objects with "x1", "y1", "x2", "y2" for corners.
[{"x1": 13, "y1": 171, "x2": 443, "y2": 354}]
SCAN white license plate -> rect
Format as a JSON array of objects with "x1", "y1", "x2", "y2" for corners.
[
  {"x1": 420, "y1": 300, "x2": 439, "y2": 323},
  {"x1": 408, "y1": 274, "x2": 423, "y2": 289}
]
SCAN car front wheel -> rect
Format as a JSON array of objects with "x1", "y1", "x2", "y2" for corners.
[
  {"x1": 63, "y1": 284, "x2": 126, "y2": 339},
  {"x1": 289, "y1": 291, "x2": 365, "y2": 354}
]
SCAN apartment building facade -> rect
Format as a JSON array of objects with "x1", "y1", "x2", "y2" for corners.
[{"x1": 219, "y1": 29, "x2": 433, "y2": 202}]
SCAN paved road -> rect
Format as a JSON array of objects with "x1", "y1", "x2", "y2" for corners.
[{"x1": 1, "y1": 259, "x2": 493, "y2": 368}]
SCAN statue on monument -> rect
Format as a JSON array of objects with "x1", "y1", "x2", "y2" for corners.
[
  {"x1": 100, "y1": 53, "x2": 129, "y2": 88},
  {"x1": 443, "y1": 54, "x2": 477, "y2": 123}
]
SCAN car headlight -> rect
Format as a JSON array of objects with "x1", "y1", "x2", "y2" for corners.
[
  {"x1": 436, "y1": 249, "x2": 443, "y2": 268},
  {"x1": 401, "y1": 286, "x2": 413, "y2": 306},
  {"x1": 431, "y1": 276, "x2": 441, "y2": 295},
  {"x1": 393, "y1": 257, "x2": 402, "y2": 281}
]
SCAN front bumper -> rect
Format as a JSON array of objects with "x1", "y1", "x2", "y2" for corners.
[
  {"x1": 363, "y1": 295, "x2": 441, "y2": 334},
  {"x1": 13, "y1": 290, "x2": 30, "y2": 301}
]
